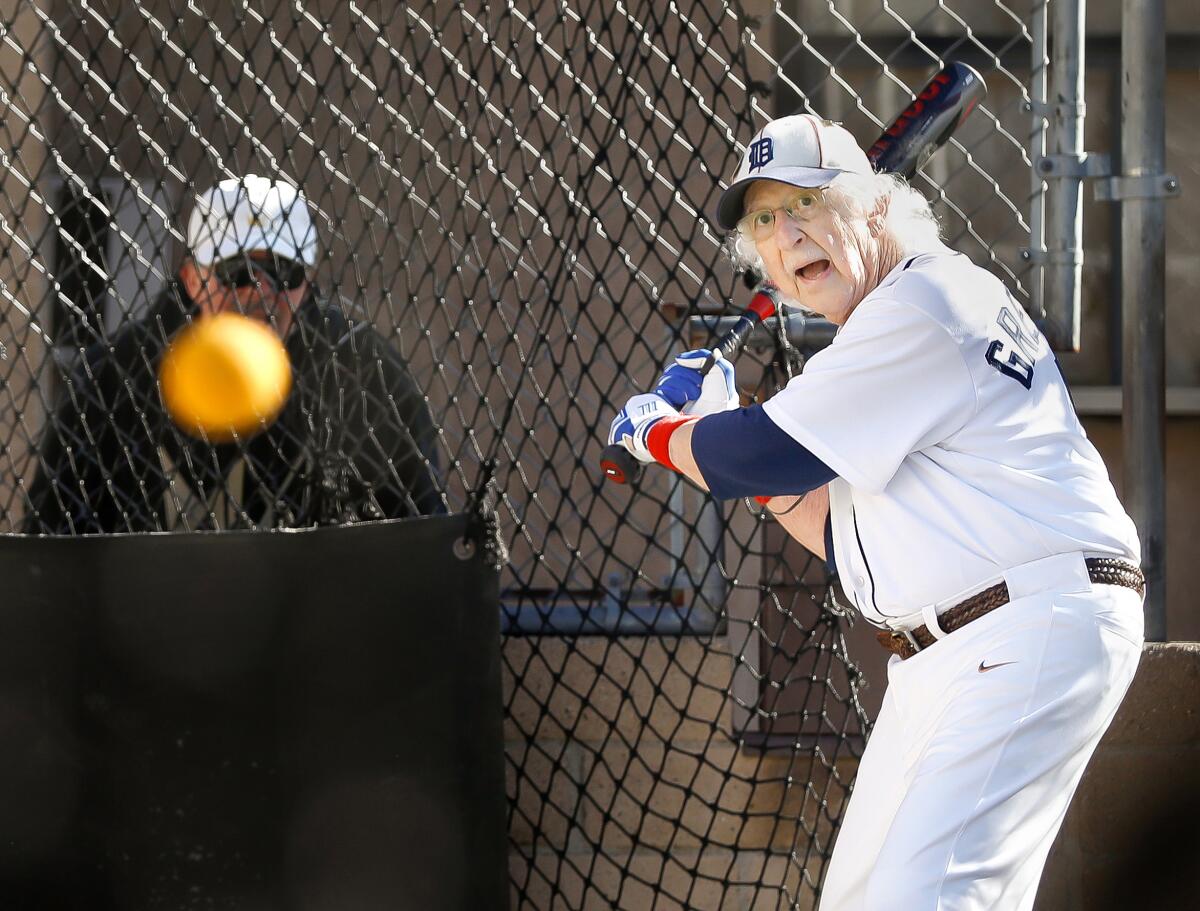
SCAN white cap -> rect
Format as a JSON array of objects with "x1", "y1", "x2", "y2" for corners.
[
  {"x1": 186, "y1": 174, "x2": 318, "y2": 266},
  {"x1": 715, "y1": 114, "x2": 873, "y2": 230}
]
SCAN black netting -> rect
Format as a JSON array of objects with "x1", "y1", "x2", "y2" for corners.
[{"x1": 0, "y1": 1, "x2": 1040, "y2": 907}]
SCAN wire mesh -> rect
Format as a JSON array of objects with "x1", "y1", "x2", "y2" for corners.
[{"x1": 0, "y1": 0, "x2": 1042, "y2": 906}]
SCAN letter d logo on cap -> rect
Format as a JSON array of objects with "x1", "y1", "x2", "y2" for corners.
[{"x1": 748, "y1": 137, "x2": 773, "y2": 172}]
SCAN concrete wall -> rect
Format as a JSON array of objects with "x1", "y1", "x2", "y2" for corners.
[
  {"x1": 1037, "y1": 642, "x2": 1200, "y2": 910},
  {"x1": 1085, "y1": 418, "x2": 1200, "y2": 641}
]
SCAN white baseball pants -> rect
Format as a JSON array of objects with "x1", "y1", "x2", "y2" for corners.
[{"x1": 820, "y1": 552, "x2": 1144, "y2": 911}]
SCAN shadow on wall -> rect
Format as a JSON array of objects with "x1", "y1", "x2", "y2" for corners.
[{"x1": 1091, "y1": 788, "x2": 1200, "y2": 909}]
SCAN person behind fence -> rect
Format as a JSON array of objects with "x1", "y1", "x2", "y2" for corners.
[
  {"x1": 608, "y1": 114, "x2": 1144, "y2": 910},
  {"x1": 24, "y1": 174, "x2": 444, "y2": 533}
]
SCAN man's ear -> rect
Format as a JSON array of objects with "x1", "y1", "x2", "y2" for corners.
[
  {"x1": 867, "y1": 197, "x2": 888, "y2": 237},
  {"x1": 178, "y1": 259, "x2": 204, "y2": 302}
]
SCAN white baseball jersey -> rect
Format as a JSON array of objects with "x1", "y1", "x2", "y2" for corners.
[{"x1": 761, "y1": 250, "x2": 1139, "y2": 626}]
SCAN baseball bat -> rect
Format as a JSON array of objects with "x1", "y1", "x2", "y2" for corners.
[
  {"x1": 865, "y1": 61, "x2": 985, "y2": 178},
  {"x1": 598, "y1": 286, "x2": 780, "y2": 485},
  {"x1": 600, "y1": 61, "x2": 987, "y2": 486}
]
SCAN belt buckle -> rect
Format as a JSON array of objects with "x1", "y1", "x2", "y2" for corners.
[{"x1": 890, "y1": 629, "x2": 922, "y2": 656}]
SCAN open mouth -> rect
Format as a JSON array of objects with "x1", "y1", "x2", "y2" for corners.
[{"x1": 795, "y1": 259, "x2": 831, "y2": 282}]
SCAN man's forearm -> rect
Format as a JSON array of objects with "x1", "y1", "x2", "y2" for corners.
[
  {"x1": 765, "y1": 486, "x2": 829, "y2": 559},
  {"x1": 670, "y1": 419, "x2": 829, "y2": 559},
  {"x1": 667, "y1": 419, "x2": 707, "y2": 491}
]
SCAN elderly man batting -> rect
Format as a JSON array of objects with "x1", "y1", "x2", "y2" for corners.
[{"x1": 608, "y1": 113, "x2": 1144, "y2": 910}]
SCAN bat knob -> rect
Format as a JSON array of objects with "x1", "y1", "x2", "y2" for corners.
[{"x1": 600, "y1": 444, "x2": 643, "y2": 485}]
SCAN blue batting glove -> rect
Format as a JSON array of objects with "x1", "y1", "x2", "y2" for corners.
[
  {"x1": 607, "y1": 393, "x2": 679, "y2": 463},
  {"x1": 654, "y1": 349, "x2": 707, "y2": 409},
  {"x1": 654, "y1": 349, "x2": 739, "y2": 416}
]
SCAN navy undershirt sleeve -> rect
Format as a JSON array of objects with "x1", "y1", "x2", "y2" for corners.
[
  {"x1": 824, "y1": 512, "x2": 837, "y2": 576},
  {"x1": 690, "y1": 405, "x2": 838, "y2": 501}
]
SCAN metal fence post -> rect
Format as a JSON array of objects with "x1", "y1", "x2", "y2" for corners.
[
  {"x1": 1027, "y1": 0, "x2": 1049, "y2": 324},
  {"x1": 1044, "y1": 0, "x2": 1086, "y2": 351},
  {"x1": 1122, "y1": 0, "x2": 1168, "y2": 640}
]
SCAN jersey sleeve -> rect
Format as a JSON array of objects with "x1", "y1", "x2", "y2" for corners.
[
  {"x1": 760, "y1": 299, "x2": 975, "y2": 494},
  {"x1": 690, "y1": 405, "x2": 837, "y2": 500}
]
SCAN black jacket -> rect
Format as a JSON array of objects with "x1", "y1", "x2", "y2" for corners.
[{"x1": 23, "y1": 283, "x2": 444, "y2": 533}]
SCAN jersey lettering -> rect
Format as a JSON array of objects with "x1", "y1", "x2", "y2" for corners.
[
  {"x1": 997, "y1": 305, "x2": 1040, "y2": 360},
  {"x1": 986, "y1": 339, "x2": 1034, "y2": 389},
  {"x1": 986, "y1": 304, "x2": 1038, "y2": 389},
  {"x1": 814, "y1": 254, "x2": 1137, "y2": 626}
]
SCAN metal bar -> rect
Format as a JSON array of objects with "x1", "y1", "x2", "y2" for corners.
[
  {"x1": 1121, "y1": 0, "x2": 1168, "y2": 640},
  {"x1": 688, "y1": 314, "x2": 837, "y2": 352},
  {"x1": 683, "y1": 322, "x2": 735, "y2": 632},
  {"x1": 1028, "y1": 0, "x2": 1049, "y2": 322},
  {"x1": 1044, "y1": 0, "x2": 1086, "y2": 351},
  {"x1": 499, "y1": 602, "x2": 721, "y2": 636},
  {"x1": 695, "y1": 495, "x2": 728, "y2": 623}
]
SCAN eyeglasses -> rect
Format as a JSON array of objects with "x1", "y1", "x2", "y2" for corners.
[
  {"x1": 737, "y1": 189, "x2": 823, "y2": 242},
  {"x1": 213, "y1": 255, "x2": 308, "y2": 291}
]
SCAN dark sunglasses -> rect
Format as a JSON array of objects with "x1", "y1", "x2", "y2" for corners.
[{"x1": 213, "y1": 255, "x2": 308, "y2": 291}]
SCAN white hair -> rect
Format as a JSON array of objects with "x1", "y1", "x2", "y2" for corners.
[{"x1": 725, "y1": 170, "x2": 944, "y2": 277}]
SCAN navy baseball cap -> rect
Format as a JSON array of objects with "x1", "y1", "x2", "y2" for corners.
[{"x1": 716, "y1": 114, "x2": 873, "y2": 230}]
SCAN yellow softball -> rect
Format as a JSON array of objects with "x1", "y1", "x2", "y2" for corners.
[{"x1": 160, "y1": 312, "x2": 293, "y2": 442}]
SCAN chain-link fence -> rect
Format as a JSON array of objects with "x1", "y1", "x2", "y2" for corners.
[{"x1": 0, "y1": 0, "x2": 1045, "y2": 906}]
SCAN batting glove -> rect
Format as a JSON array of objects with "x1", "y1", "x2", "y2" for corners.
[
  {"x1": 607, "y1": 393, "x2": 679, "y2": 463},
  {"x1": 654, "y1": 349, "x2": 739, "y2": 416}
]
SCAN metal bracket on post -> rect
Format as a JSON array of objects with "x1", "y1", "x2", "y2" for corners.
[
  {"x1": 1024, "y1": 98, "x2": 1086, "y2": 122},
  {"x1": 1020, "y1": 247, "x2": 1084, "y2": 267},
  {"x1": 1095, "y1": 173, "x2": 1182, "y2": 202},
  {"x1": 1034, "y1": 151, "x2": 1112, "y2": 179},
  {"x1": 1022, "y1": 152, "x2": 1113, "y2": 278},
  {"x1": 1021, "y1": 153, "x2": 1112, "y2": 271},
  {"x1": 1034, "y1": 151, "x2": 1181, "y2": 202}
]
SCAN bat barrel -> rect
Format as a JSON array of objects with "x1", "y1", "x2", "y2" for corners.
[{"x1": 866, "y1": 61, "x2": 986, "y2": 179}]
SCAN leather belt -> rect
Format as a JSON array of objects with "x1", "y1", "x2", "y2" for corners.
[{"x1": 877, "y1": 557, "x2": 1145, "y2": 660}]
